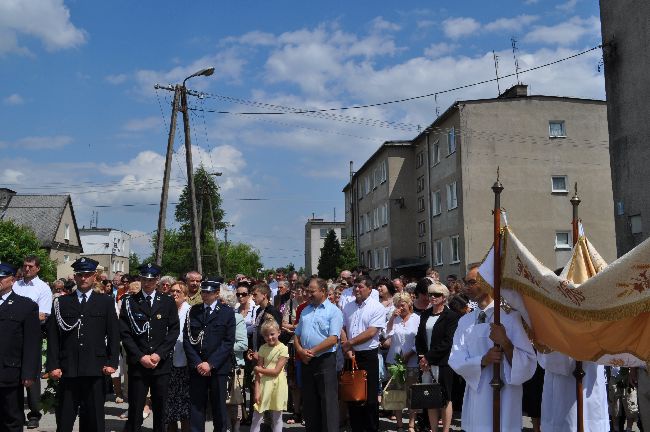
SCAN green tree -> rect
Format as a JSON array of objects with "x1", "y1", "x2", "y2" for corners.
[
  {"x1": 337, "y1": 237, "x2": 358, "y2": 274},
  {"x1": 175, "y1": 165, "x2": 226, "y2": 241},
  {"x1": 220, "y1": 242, "x2": 263, "y2": 278},
  {"x1": 317, "y1": 230, "x2": 341, "y2": 280},
  {"x1": 0, "y1": 220, "x2": 56, "y2": 281},
  {"x1": 149, "y1": 229, "x2": 194, "y2": 278},
  {"x1": 128, "y1": 252, "x2": 141, "y2": 276}
]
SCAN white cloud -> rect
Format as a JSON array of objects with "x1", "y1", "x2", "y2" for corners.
[
  {"x1": 424, "y1": 42, "x2": 458, "y2": 58},
  {"x1": 106, "y1": 74, "x2": 128, "y2": 85},
  {"x1": 484, "y1": 15, "x2": 539, "y2": 33},
  {"x1": 0, "y1": 135, "x2": 72, "y2": 149},
  {"x1": 442, "y1": 17, "x2": 481, "y2": 39},
  {"x1": 370, "y1": 17, "x2": 401, "y2": 32},
  {"x1": 3, "y1": 93, "x2": 24, "y2": 105},
  {"x1": 557, "y1": 0, "x2": 579, "y2": 11},
  {"x1": 122, "y1": 116, "x2": 160, "y2": 132},
  {"x1": 525, "y1": 16, "x2": 601, "y2": 46},
  {"x1": 0, "y1": 0, "x2": 86, "y2": 55},
  {"x1": 524, "y1": 0, "x2": 539, "y2": 4},
  {"x1": 0, "y1": 168, "x2": 24, "y2": 183},
  {"x1": 417, "y1": 20, "x2": 436, "y2": 30},
  {"x1": 127, "y1": 230, "x2": 152, "y2": 260}
]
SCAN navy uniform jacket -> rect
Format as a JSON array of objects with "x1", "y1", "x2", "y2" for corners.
[
  {"x1": 119, "y1": 291, "x2": 179, "y2": 375},
  {"x1": 0, "y1": 292, "x2": 40, "y2": 386},
  {"x1": 46, "y1": 292, "x2": 120, "y2": 377},
  {"x1": 183, "y1": 303, "x2": 235, "y2": 375}
]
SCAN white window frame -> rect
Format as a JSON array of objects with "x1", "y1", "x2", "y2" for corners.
[
  {"x1": 551, "y1": 175, "x2": 568, "y2": 193},
  {"x1": 64, "y1": 223, "x2": 70, "y2": 241},
  {"x1": 366, "y1": 212, "x2": 372, "y2": 232},
  {"x1": 364, "y1": 176, "x2": 371, "y2": 195},
  {"x1": 367, "y1": 251, "x2": 373, "y2": 269},
  {"x1": 631, "y1": 214, "x2": 643, "y2": 235},
  {"x1": 549, "y1": 120, "x2": 566, "y2": 138},
  {"x1": 373, "y1": 249, "x2": 380, "y2": 270},
  {"x1": 555, "y1": 232, "x2": 572, "y2": 250},
  {"x1": 319, "y1": 228, "x2": 329, "y2": 238},
  {"x1": 418, "y1": 242, "x2": 427, "y2": 258},
  {"x1": 383, "y1": 247, "x2": 390, "y2": 269},
  {"x1": 450, "y1": 235, "x2": 461, "y2": 264},
  {"x1": 433, "y1": 240, "x2": 443, "y2": 266},
  {"x1": 417, "y1": 176, "x2": 425, "y2": 193},
  {"x1": 417, "y1": 196, "x2": 425, "y2": 212},
  {"x1": 381, "y1": 203, "x2": 389, "y2": 226},
  {"x1": 373, "y1": 167, "x2": 379, "y2": 190},
  {"x1": 447, "y1": 182, "x2": 458, "y2": 210},
  {"x1": 447, "y1": 127, "x2": 456, "y2": 155},
  {"x1": 418, "y1": 220, "x2": 426, "y2": 237},
  {"x1": 380, "y1": 160, "x2": 387, "y2": 183},
  {"x1": 373, "y1": 208, "x2": 380, "y2": 230},
  {"x1": 431, "y1": 140, "x2": 440, "y2": 166},
  {"x1": 358, "y1": 215, "x2": 364, "y2": 236},
  {"x1": 432, "y1": 190, "x2": 442, "y2": 216},
  {"x1": 63, "y1": 254, "x2": 70, "y2": 263},
  {"x1": 416, "y1": 151, "x2": 424, "y2": 168}
]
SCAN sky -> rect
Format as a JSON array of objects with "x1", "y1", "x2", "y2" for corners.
[{"x1": 0, "y1": 0, "x2": 605, "y2": 270}]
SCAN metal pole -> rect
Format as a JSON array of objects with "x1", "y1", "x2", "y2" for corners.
[
  {"x1": 180, "y1": 85, "x2": 202, "y2": 274},
  {"x1": 155, "y1": 86, "x2": 180, "y2": 266},
  {"x1": 207, "y1": 193, "x2": 222, "y2": 276},
  {"x1": 491, "y1": 170, "x2": 504, "y2": 432},
  {"x1": 571, "y1": 183, "x2": 584, "y2": 432}
]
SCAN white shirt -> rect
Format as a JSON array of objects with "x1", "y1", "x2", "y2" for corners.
[
  {"x1": 538, "y1": 353, "x2": 609, "y2": 432},
  {"x1": 173, "y1": 302, "x2": 191, "y2": 367},
  {"x1": 338, "y1": 287, "x2": 379, "y2": 310},
  {"x1": 76, "y1": 289, "x2": 92, "y2": 303},
  {"x1": 448, "y1": 301, "x2": 536, "y2": 432},
  {"x1": 0, "y1": 291, "x2": 11, "y2": 306},
  {"x1": 13, "y1": 276, "x2": 52, "y2": 315},
  {"x1": 386, "y1": 314, "x2": 420, "y2": 367},
  {"x1": 342, "y1": 295, "x2": 386, "y2": 351},
  {"x1": 204, "y1": 299, "x2": 219, "y2": 314},
  {"x1": 237, "y1": 299, "x2": 259, "y2": 336}
]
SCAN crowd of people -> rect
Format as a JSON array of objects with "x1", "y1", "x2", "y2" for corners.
[{"x1": 0, "y1": 254, "x2": 645, "y2": 432}]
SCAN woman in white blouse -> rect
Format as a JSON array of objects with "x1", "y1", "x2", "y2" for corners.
[{"x1": 385, "y1": 292, "x2": 421, "y2": 432}]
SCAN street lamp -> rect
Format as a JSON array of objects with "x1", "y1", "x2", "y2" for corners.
[{"x1": 183, "y1": 67, "x2": 215, "y2": 86}]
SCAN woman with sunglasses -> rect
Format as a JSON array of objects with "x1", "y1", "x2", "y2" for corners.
[
  {"x1": 235, "y1": 281, "x2": 257, "y2": 425},
  {"x1": 415, "y1": 281, "x2": 460, "y2": 432}
]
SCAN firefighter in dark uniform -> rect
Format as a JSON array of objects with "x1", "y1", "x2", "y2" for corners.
[
  {"x1": 0, "y1": 261, "x2": 40, "y2": 432},
  {"x1": 46, "y1": 257, "x2": 120, "y2": 432},
  {"x1": 119, "y1": 263, "x2": 179, "y2": 432},
  {"x1": 184, "y1": 276, "x2": 236, "y2": 432}
]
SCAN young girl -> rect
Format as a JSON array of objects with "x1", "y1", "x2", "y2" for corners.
[{"x1": 250, "y1": 316, "x2": 289, "y2": 432}]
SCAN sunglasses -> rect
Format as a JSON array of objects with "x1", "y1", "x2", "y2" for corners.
[
  {"x1": 235, "y1": 292, "x2": 249, "y2": 297},
  {"x1": 429, "y1": 292, "x2": 444, "y2": 298}
]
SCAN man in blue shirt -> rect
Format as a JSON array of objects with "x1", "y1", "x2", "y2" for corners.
[{"x1": 294, "y1": 277, "x2": 343, "y2": 432}]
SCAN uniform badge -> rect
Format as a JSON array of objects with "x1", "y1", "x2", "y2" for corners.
[
  {"x1": 156, "y1": 314, "x2": 162, "y2": 319},
  {"x1": 7, "y1": 300, "x2": 13, "y2": 305}
]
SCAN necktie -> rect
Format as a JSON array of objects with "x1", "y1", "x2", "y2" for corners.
[
  {"x1": 80, "y1": 293, "x2": 87, "y2": 309},
  {"x1": 146, "y1": 295, "x2": 152, "y2": 308},
  {"x1": 204, "y1": 306, "x2": 211, "y2": 321},
  {"x1": 477, "y1": 311, "x2": 487, "y2": 324}
]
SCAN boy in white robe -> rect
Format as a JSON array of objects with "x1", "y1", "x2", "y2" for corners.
[
  {"x1": 449, "y1": 265, "x2": 536, "y2": 432},
  {"x1": 538, "y1": 352, "x2": 608, "y2": 432}
]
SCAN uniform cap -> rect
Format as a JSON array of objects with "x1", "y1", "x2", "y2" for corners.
[{"x1": 72, "y1": 257, "x2": 99, "y2": 274}]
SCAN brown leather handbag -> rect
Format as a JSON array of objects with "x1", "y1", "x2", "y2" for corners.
[{"x1": 339, "y1": 356, "x2": 367, "y2": 402}]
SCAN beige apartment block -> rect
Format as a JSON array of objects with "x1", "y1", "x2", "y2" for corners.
[
  {"x1": 345, "y1": 85, "x2": 616, "y2": 280},
  {"x1": 304, "y1": 218, "x2": 346, "y2": 276}
]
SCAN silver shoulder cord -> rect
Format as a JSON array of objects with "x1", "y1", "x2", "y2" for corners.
[
  {"x1": 125, "y1": 297, "x2": 150, "y2": 339},
  {"x1": 186, "y1": 308, "x2": 204, "y2": 349},
  {"x1": 53, "y1": 297, "x2": 81, "y2": 338}
]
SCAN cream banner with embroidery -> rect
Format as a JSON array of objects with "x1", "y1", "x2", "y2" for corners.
[{"x1": 479, "y1": 226, "x2": 650, "y2": 366}]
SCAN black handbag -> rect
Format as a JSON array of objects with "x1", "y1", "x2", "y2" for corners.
[{"x1": 409, "y1": 381, "x2": 444, "y2": 409}]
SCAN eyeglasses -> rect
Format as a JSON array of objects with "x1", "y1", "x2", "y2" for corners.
[
  {"x1": 463, "y1": 279, "x2": 478, "y2": 286},
  {"x1": 429, "y1": 292, "x2": 444, "y2": 298},
  {"x1": 236, "y1": 292, "x2": 249, "y2": 297}
]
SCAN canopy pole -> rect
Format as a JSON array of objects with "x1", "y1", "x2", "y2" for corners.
[
  {"x1": 570, "y1": 183, "x2": 585, "y2": 432},
  {"x1": 491, "y1": 169, "x2": 504, "y2": 432}
]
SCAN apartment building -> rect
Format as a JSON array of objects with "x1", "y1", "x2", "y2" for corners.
[
  {"x1": 304, "y1": 218, "x2": 346, "y2": 276},
  {"x1": 79, "y1": 227, "x2": 131, "y2": 277}
]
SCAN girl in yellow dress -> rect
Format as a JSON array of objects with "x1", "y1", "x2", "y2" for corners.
[{"x1": 251, "y1": 316, "x2": 289, "y2": 432}]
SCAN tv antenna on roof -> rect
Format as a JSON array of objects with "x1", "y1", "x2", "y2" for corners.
[
  {"x1": 492, "y1": 50, "x2": 501, "y2": 96},
  {"x1": 511, "y1": 37, "x2": 521, "y2": 84}
]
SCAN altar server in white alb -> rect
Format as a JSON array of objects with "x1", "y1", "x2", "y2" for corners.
[
  {"x1": 448, "y1": 264, "x2": 536, "y2": 432},
  {"x1": 538, "y1": 352, "x2": 608, "y2": 432}
]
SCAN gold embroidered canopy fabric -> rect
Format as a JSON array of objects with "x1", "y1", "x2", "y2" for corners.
[{"x1": 479, "y1": 226, "x2": 650, "y2": 365}]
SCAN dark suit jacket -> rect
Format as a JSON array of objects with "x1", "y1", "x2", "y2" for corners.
[
  {"x1": 415, "y1": 306, "x2": 460, "y2": 366},
  {"x1": 119, "y1": 291, "x2": 180, "y2": 376},
  {"x1": 183, "y1": 303, "x2": 235, "y2": 376},
  {"x1": 0, "y1": 292, "x2": 40, "y2": 386},
  {"x1": 46, "y1": 291, "x2": 120, "y2": 377}
]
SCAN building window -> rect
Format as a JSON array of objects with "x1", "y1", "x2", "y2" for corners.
[
  {"x1": 416, "y1": 151, "x2": 424, "y2": 168},
  {"x1": 450, "y1": 235, "x2": 460, "y2": 263},
  {"x1": 433, "y1": 240, "x2": 443, "y2": 266},
  {"x1": 358, "y1": 183, "x2": 363, "y2": 200},
  {"x1": 63, "y1": 254, "x2": 69, "y2": 263},
  {"x1": 432, "y1": 190, "x2": 442, "y2": 216},
  {"x1": 447, "y1": 127, "x2": 456, "y2": 154},
  {"x1": 431, "y1": 140, "x2": 440, "y2": 166},
  {"x1": 341, "y1": 227, "x2": 348, "y2": 239},
  {"x1": 417, "y1": 176, "x2": 425, "y2": 193},
  {"x1": 64, "y1": 223, "x2": 70, "y2": 240},
  {"x1": 373, "y1": 249, "x2": 381, "y2": 270},
  {"x1": 364, "y1": 176, "x2": 371, "y2": 195},
  {"x1": 373, "y1": 167, "x2": 379, "y2": 189},
  {"x1": 549, "y1": 121, "x2": 566, "y2": 138},
  {"x1": 631, "y1": 214, "x2": 643, "y2": 235},
  {"x1": 366, "y1": 212, "x2": 372, "y2": 232},
  {"x1": 381, "y1": 203, "x2": 389, "y2": 226},
  {"x1": 358, "y1": 216, "x2": 364, "y2": 236},
  {"x1": 373, "y1": 208, "x2": 380, "y2": 230},
  {"x1": 418, "y1": 220, "x2": 426, "y2": 237},
  {"x1": 367, "y1": 251, "x2": 373, "y2": 269},
  {"x1": 380, "y1": 160, "x2": 387, "y2": 183},
  {"x1": 417, "y1": 196, "x2": 425, "y2": 212},
  {"x1": 418, "y1": 242, "x2": 427, "y2": 258},
  {"x1": 320, "y1": 228, "x2": 329, "y2": 238},
  {"x1": 555, "y1": 232, "x2": 571, "y2": 250},
  {"x1": 360, "y1": 251, "x2": 365, "y2": 266},
  {"x1": 551, "y1": 176, "x2": 568, "y2": 193},
  {"x1": 447, "y1": 182, "x2": 458, "y2": 210},
  {"x1": 383, "y1": 247, "x2": 390, "y2": 269}
]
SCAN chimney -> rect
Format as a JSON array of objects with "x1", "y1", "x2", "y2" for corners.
[
  {"x1": 0, "y1": 188, "x2": 16, "y2": 209},
  {"x1": 498, "y1": 84, "x2": 528, "y2": 99}
]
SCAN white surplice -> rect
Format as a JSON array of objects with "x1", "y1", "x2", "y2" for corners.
[
  {"x1": 449, "y1": 302, "x2": 536, "y2": 432},
  {"x1": 538, "y1": 352, "x2": 609, "y2": 432}
]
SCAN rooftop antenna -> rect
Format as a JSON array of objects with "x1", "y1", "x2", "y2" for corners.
[
  {"x1": 434, "y1": 93, "x2": 440, "y2": 118},
  {"x1": 334, "y1": 207, "x2": 336, "y2": 222},
  {"x1": 511, "y1": 37, "x2": 521, "y2": 84},
  {"x1": 492, "y1": 50, "x2": 501, "y2": 96}
]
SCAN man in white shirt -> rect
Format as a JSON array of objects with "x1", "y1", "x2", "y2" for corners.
[
  {"x1": 12, "y1": 255, "x2": 52, "y2": 429},
  {"x1": 338, "y1": 270, "x2": 379, "y2": 310},
  {"x1": 448, "y1": 264, "x2": 536, "y2": 432},
  {"x1": 341, "y1": 276, "x2": 386, "y2": 432}
]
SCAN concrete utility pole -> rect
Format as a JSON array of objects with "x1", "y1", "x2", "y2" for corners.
[
  {"x1": 154, "y1": 86, "x2": 180, "y2": 266},
  {"x1": 154, "y1": 67, "x2": 214, "y2": 273}
]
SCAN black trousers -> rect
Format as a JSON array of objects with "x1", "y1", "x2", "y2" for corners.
[
  {"x1": 301, "y1": 352, "x2": 339, "y2": 432},
  {"x1": 56, "y1": 376, "x2": 105, "y2": 432},
  {"x1": 0, "y1": 385, "x2": 24, "y2": 432},
  {"x1": 125, "y1": 372, "x2": 170, "y2": 432},
  {"x1": 25, "y1": 378, "x2": 41, "y2": 420},
  {"x1": 189, "y1": 371, "x2": 228, "y2": 432},
  {"x1": 348, "y1": 349, "x2": 379, "y2": 432}
]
